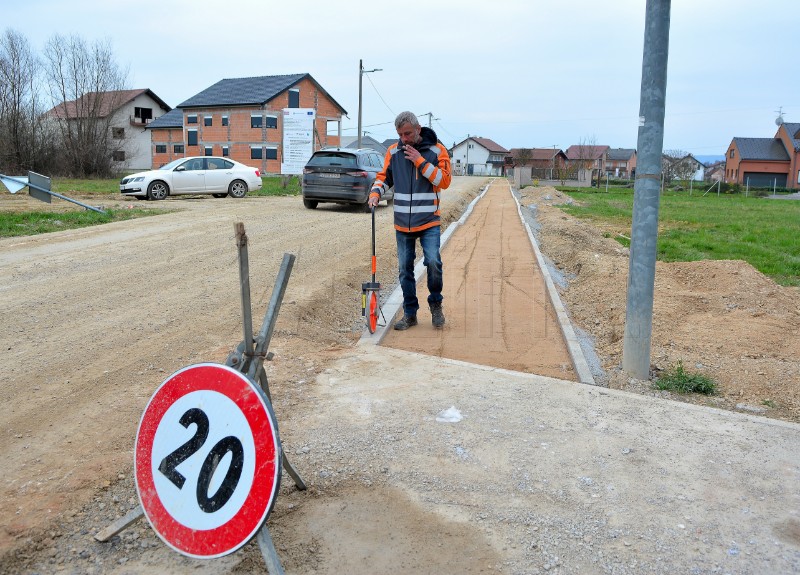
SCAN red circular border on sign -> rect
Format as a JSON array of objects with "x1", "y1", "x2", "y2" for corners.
[{"x1": 135, "y1": 363, "x2": 280, "y2": 558}]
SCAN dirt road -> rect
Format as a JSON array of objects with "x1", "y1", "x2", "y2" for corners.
[
  {"x1": 0, "y1": 177, "x2": 491, "y2": 569},
  {"x1": 1, "y1": 177, "x2": 798, "y2": 573}
]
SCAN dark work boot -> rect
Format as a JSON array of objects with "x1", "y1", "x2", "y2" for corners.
[
  {"x1": 430, "y1": 302, "x2": 445, "y2": 328},
  {"x1": 394, "y1": 314, "x2": 418, "y2": 330}
]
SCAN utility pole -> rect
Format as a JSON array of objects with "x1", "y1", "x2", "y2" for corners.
[
  {"x1": 357, "y1": 60, "x2": 382, "y2": 149},
  {"x1": 420, "y1": 112, "x2": 438, "y2": 128},
  {"x1": 622, "y1": 0, "x2": 671, "y2": 379}
]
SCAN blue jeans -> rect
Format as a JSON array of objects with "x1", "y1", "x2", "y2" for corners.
[{"x1": 396, "y1": 227, "x2": 443, "y2": 316}]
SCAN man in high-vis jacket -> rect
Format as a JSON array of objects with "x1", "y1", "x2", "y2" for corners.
[{"x1": 368, "y1": 111, "x2": 452, "y2": 330}]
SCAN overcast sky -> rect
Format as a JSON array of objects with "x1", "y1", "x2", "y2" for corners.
[{"x1": 4, "y1": 0, "x2": 797, "y2": 157}]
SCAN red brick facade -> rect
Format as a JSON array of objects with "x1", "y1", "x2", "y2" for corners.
[{"x1": 150, "y1": 77, "x2": 344, "y2": 173}]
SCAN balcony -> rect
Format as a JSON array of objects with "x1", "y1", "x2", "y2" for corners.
[{"x1": 130, "y1": 116, "x2": 153, "y2": 126}]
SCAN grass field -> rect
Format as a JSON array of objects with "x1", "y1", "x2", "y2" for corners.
[{"x1": 555, "y1": 186, "x2": 800, "y2": 287}]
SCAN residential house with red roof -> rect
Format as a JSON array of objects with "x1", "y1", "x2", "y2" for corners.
[
  {"x1": 565, "y1": 144, "x2": 609, "y2": 182},
  {"x1": 506, "y1": 148, "x2": 568, "y2": 181},
  {"x1": 449, "y1": 137, "x2": 509, "y2": 176},
  {"x1": 48, "y1": 89, "x2": 171, "y2": 171}
]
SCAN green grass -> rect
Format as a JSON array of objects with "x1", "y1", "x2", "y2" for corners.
[
  {"x1": 49, "y1": 175, "x2": 302, "y2": 197},
  {"x1": 250, "y1": 175, "x2": 301, "y2": 197},
  {"x1": 1, "y1": 175, "x2": 301, "y2": 238},
  {"x1": 555, "y1": 186, "x2": 800, "y2": 287},
  {"x1": 0, "y1": 208, "x2": 164, "y2": 238},
  {"x1": 653, "y1": 360, "x2": 717, "y2": 395}
]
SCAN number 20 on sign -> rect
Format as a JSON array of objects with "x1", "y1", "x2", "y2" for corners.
[{"x1": 135, "y1": 363, "x2": 282, "y2": 558}]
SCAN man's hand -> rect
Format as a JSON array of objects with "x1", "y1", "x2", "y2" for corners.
[
  {"x1": 368, "y1": 194, "x2": 379, "y2": 208},
  {"x1": 403, "y1": 145, "x2": 421, "y2": 163}
]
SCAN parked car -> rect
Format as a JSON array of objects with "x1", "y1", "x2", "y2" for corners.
[
  {"x1": 119, "y1": 156, "x2": 262, "y2": 200},
  {"x1": 301, "y1": 148, "x2": 392, "y2": 211}
]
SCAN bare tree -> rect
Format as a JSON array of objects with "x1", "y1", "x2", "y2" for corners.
[
  {"x1": 0, "y1": 29, "x2": 55, "y2": 173},
  {"x1": 662, "y1": 149, "x2": 695, "y2": 183},
  {"x1": 42, "y1": 34, "x2": 129, "y2": 177},
  {"x1": 513, "y1": 148, "x2": 533, "y2": 167}
]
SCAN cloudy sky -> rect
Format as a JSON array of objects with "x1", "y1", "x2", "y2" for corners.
[{"x1": 4, "y1": 0, "x2": 797, "y2": 157}]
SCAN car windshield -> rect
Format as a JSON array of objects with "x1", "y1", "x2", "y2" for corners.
[
  {"x1": 159, "y1": 158, "x2": 189, "y2": 170},
  {"x1": 307, "y1": 153, "x2": 357, "y2": 168}
]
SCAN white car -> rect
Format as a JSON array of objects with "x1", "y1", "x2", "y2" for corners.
[{"x1": 119, "y1": 156, "x2": 262, "y2": 200}]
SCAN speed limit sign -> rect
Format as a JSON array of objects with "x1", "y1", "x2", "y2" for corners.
[{"x1": 135, "y1": 363, "x2": 281, "y2": 558}]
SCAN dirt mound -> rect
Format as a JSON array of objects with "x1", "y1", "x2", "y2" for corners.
[{"x1": 527, "y1": 185, "x2": 800, "y2": 421}]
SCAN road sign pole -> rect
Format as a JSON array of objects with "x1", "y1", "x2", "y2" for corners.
[{"x1": 97, "y1": 232, "x2": 305, "y2": 574}]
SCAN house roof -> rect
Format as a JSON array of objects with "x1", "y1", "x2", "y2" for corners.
[
  {"x1": 343, "y1": 135, "x2": 388, "y2": 155},
  {"x1": 49, "y1": 89, "x2": 170, "y2": 119},
  {"x1": 177, "y1": 73, "x2": 347, "y2": 114},
  {"x1": 147, "y1": 108, "x2": 184, "y2": 129},
  {"x1": 451, "y1": 136, "x2": 508, "y2": 154},
  {"x1": 507, "y1": 148, "x2": 564, "y2": 161},
  {"x1": 733, "y1": 137, "x2": 790, "y2": 161},
  {"x1": 779, "y1": 122, "x2": 800, "y2": 152},
  {"x1": 565, "y1": 144, "x2": 609, "y2": 160},
  {"x1": 607, "y1": 148, "x2": 636, "y2": 161}
]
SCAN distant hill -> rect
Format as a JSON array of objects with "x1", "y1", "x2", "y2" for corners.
[{"x1": 694, "y1": 155, "x2": 725, "y2": 165}]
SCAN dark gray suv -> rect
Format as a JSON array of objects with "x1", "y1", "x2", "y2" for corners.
[{"x1": 301, "y1": 148, "x2": 393, "y2": 211}]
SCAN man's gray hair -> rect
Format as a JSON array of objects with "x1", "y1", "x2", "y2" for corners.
[{"x1": 395, "y1": 111, "x2": 420, "y2": 130}]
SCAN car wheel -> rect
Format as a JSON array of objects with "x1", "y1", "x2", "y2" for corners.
[
  {"x1": 212, "y1": 193, "x2": 227, "y2": 198},
  {"x1": 303, "y1": 199, "x2": 318, "y2": 209},
  {"x1": 228, "y1": 180, "x2": 247, "y2": 198},
  {"x1": 147, "y1": 181, "x2": 168, "y2": 200}
]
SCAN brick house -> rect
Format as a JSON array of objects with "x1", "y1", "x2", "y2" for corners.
[
  {"x1": 605, "y1": 148, "x2": 637, "y2": 179},
  {"x1": 725, "y1": 122, "x2": 800, "y2": 189},
  {"x1": 565, "y1": 144, "x2": 609, "y2": 182},
  {"x1": 505, "y1": 148, "x2": 567, "y2": 180},
  {"x1": 147, "y1": 73, "x2": 346, "y2": 173}
]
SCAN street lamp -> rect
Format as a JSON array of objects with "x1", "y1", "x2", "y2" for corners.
[{"x1": 358, "y1": 59, "x2": 382, "y2": 149}]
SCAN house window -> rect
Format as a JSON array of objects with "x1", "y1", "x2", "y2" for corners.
[
  {"x1": 266, "y1": 115, "x2": 278, "y2": 129},
  {"x1": 134, "y1": 107, "x2": 153, "y2": 123},
  {"x1": 112, "y1": 127, "x2": 124, "y2": 139},
  {"x1": 187, "y1": 114, "x2": 198, "y2": 124},
  {"x1": 729, "y1": 149, "x2": 734, "y2": 158},
  {"x1": 112, "y1": 150, "x2": 125, "y2": 161},
  {"x1": 187, "y1": 129, "x2": 198, "y2": 146},
  {"x1": 222, "y1": 146, "x2": 229, "y2": 157},
  {"x1": 797, "y1": 170, "x2": 800, "y2": 185},
  {"x1": 288, "y1": 89, "x2": 299, "y2": 108},
  {"x1": 251, "y1": 146, "x2": 263, "y2": 159},
  {"x1": 204, "y1": 116, "x2": 212, "y2": 127},
  {"x1": 174, "y1": 144, "x2": 184, "y2": 154},
  {"x1": 266, "y1": 147, "x2": 278, "y2": 160},
  {"x1": 222, "y1": 115, "x2": 229, "y2": 126},
  {"x1": 155, "y1": 144, "x2": 167, "y2": 154},
  {"x1": 251, "y1": 115, "x2": 263, "y2": 128},
  {"x1": 204, "y1": 146, "x2": 213, "y2": 156}
]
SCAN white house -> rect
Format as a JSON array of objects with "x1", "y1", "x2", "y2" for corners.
[
  {"x1": 449, "y1": 136, "x2": 509, "y2": 176},
  {"x1": 49, "y1": 89, "x2": 171, "y2": 171}
]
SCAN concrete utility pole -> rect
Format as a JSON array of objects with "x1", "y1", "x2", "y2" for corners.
[
  {"x1": 357, "y1": 60, "x2": 381, "y2": 149},
  {"x1": 622, "y1": 0, "x2": 671, "y2": 379}
]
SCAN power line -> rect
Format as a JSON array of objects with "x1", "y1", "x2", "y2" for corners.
[{"x1": 364, "y1": 73, "x2": 394, "y2": 116}]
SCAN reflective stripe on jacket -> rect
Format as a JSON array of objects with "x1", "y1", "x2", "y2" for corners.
[{"x1": 370, "y1": 126, "x2": 452, "y2": 233}]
